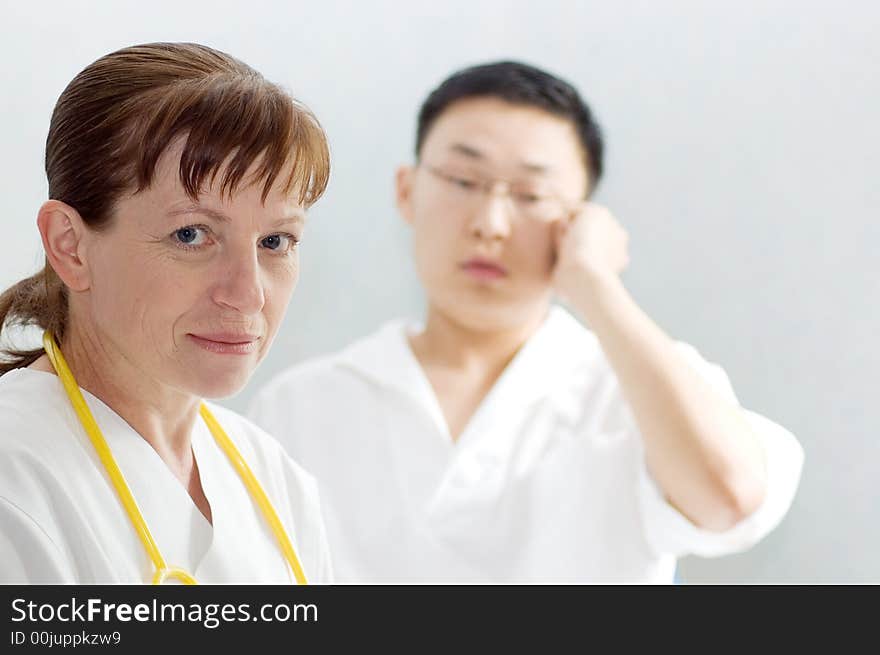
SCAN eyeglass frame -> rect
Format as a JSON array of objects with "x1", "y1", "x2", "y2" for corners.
[{"x1": 417, "y1": 161, "x2": 581, "y2": 223}]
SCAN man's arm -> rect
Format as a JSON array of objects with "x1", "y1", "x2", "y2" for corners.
[{"x1": 553, "y1": 203, "x2": 766, "y2": 532}]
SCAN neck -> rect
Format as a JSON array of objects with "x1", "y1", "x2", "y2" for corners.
[
  {"x1": 50, "y1": 322, "x2": 200, "y2": 467},
  {"x1": 410, "y1": 304, "x2": 549, "y2": 374}
]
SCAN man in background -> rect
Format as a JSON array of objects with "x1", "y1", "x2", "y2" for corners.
[{"x1": 249, "y1": 61, "x2": 803, "y2": 582}]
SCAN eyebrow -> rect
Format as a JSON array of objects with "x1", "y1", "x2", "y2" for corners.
[
  {"x1": 167, "y1": 203, "x2": 305, "y2": 228},
  {"x1": 448, "y1": 142, "x2": 552, "y2": 175},
  {"x1": 168, "y1": 204, "x2": 230, "y2": 223}
]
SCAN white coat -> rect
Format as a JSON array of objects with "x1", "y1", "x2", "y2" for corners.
[
  {"x1": 0, "y1": 367, "x2": 332, "y2": 584},
  {"x1": 250, "y1": 306, "x2": 803, "y2": 583}
]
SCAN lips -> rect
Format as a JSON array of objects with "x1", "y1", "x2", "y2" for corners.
[
  {"x1": 187, "y1": 332, "x2": 261, "y2": 355},
  {"x1": 460, "y1": 257, "x2": 508, "y2": 280}
]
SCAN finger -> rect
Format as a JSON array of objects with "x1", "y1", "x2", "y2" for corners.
[
  {"x1": 552, "y1": 216, "x2": 569, "y2": 244},
  {"x1": 568, "y1": 201, "x2": 590, "y2": 224},
  {"x1": 584, "y1": 200, "x2": 608, "y2": 214}
]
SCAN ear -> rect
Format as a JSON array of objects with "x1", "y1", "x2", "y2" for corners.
[
  {"x1": 395, "y1": 165, "x2": 416, "y2": 226},
  {"x1": 36, "y1": 200, "x2": 91, "y2": 292}
]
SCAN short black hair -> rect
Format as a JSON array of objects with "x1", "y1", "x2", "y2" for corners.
[{"x1": 415, "y1": 60, "x2": 604, "y2": 191}]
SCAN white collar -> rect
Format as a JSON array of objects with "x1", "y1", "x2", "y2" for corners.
[{"x1": 334, "y1": 304, "x2": 599, "y2": 412}]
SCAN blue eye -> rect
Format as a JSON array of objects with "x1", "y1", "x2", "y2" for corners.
[
  {"x1": 260, "y1": 233, "x2": 297, "y2": 253},
  {"x1": 173, "y1": 226, "x2": 208, "y2": 248},
  {"x1": 176, "y1": 227, "x2": 197, "y2": 243}
]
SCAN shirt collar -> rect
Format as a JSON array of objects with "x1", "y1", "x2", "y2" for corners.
[{"x1": 334, "y1": 304, "x2": 597, "y2": 410}]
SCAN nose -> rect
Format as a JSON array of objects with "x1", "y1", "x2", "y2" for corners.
[
  {"x1": 211, "y1": 246, "x2": 265, "y2": 315},
  {"x1": 467, "y1": 183, "x2": 513, "y2": 241}
]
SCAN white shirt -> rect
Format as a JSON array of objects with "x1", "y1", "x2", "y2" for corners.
[
  {"x1": 249, "y1": 306, "x2": 803, "y2": 583},
  {"x1": 0, "y1": 367, "x2": 332, "y2": 584}
]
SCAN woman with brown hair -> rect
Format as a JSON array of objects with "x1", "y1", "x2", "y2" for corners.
[{"x1": 0, "y1": 42, "x2": 333, "y2": 584}]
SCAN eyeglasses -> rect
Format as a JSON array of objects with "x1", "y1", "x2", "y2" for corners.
[{"x1": 419, "y1": 163, "x2": 574, "y2": 223}]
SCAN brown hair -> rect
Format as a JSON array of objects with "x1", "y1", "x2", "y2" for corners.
[{"x1": 0, "y1": 42, "x2": 330, "y2": 375}]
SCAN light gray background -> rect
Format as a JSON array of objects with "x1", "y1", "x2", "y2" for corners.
[{"x1": 1, "y1": 0, "x2": 876, "y2": 582}]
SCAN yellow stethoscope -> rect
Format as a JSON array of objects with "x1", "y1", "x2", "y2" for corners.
[{"x1": 42, "y1": 331, "x2": 308, "y2": 585}]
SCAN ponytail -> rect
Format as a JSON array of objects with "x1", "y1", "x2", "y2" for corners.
[{"x1": 0, "y1": 263, "x2": 67, "y2": 375}]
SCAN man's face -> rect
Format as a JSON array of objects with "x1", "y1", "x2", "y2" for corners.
[
  {"x1": 397, "y1": 97, "x2": 589, "y2": 332},
  {"x1": 80, "y1": 140, "x2": 305, "y2": 399}
]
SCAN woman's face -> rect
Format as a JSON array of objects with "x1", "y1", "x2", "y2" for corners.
[{"x1": 80, "y1": 141, "x2": 304, "y2": 399}]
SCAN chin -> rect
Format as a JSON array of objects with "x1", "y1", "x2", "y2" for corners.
[
  {"x1": 436, "y1": 290, "x2": 549, "y2": 333},
  {"x1": 182, "y1": 366, "x2": 253, "y2": 400}
]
